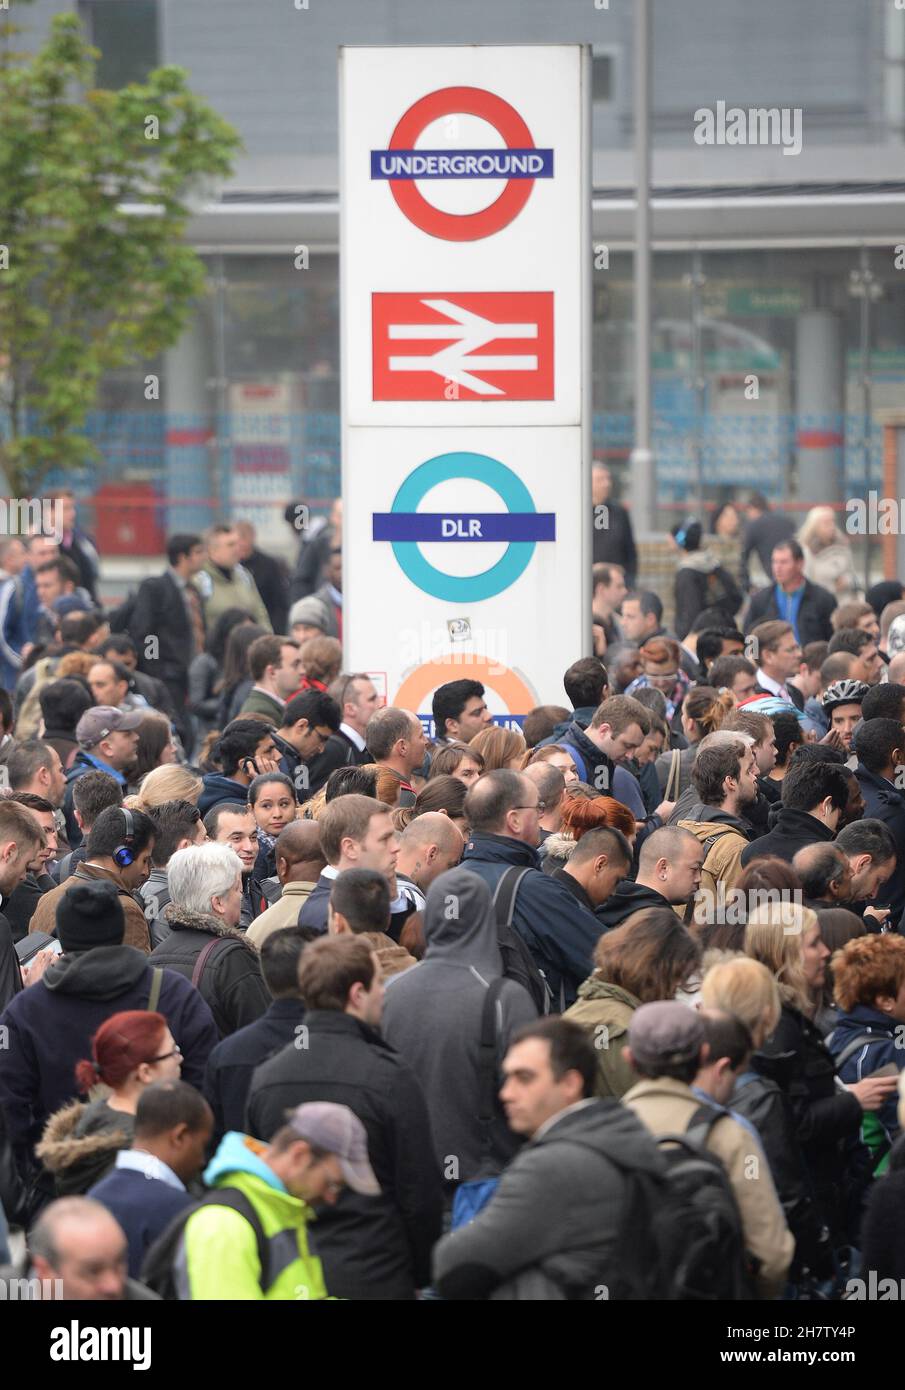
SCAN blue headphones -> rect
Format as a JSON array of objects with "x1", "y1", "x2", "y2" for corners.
[{"x1": 113, "y1": 809, "x2": 135, "y2": 869}]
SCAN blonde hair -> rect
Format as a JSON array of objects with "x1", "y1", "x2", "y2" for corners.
[
  {"x1": 744, "y1": 902, "x2": 818, "y2": 1015},
  {"x1": 700, "y1": 956, "x2": 781, "y2": 1048},
  {"x1": 301, "y1": 786, "x2": 328, "y2": 821},
  {"x1": 798, "y1": 505, "x2": 843, "y2": 553},
  {"x1": 136, "y1": 764, "x2": 203, "y2": 809}
]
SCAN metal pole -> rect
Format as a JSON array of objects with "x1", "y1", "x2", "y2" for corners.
[
  {"x1": 859, "y1": 246, "x2": 873, "y2": 591},
  {"x1": 690, "y1": 249, "x2": 706, "y2": 519},
  {"x1": 628, "y1": 0, "x2": 654, "y2": 533}
]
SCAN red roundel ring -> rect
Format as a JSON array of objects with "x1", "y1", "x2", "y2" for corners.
[{"x1": 387, "y1": 86, "x2": 536, "y2": 241}]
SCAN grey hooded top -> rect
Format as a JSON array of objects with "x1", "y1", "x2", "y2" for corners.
[{"x1": 381, "y1": 867, "x2": 537, "y2": 1186}]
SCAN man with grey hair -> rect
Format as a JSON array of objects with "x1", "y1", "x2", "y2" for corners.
[
  {"x1": 365, "y1": 705, "x2": 428, "y2": 808},
  {"x1": 150, "y1": 844, "x2": 270, "y2": 1037},
  {"x1": 0, "y1": 1195, "x2": 158, "y2": 1300},
  {"x1": 595, "y1": 825, "x2": 705, "y2": 930}
]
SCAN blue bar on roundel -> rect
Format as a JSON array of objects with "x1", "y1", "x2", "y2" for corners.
[{"x1": 372, "y1": 513, "x2": 556, "y2": 542}]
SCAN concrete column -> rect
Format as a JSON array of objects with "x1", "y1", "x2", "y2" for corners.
[
  {"x1": 163, "y1": 301, "x2": 216, "y2": 535},
  {"x1": 795, "y1": 309, "x2": 844, "y2": 504}
]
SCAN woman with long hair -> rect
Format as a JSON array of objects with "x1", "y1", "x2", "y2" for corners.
[
  {"x1": 136, "y1": 763, "x2": 204, "y2": 809},
  {"x1": 131, "y1": 711, "x2": 177, "y2": 787},
  {"x1": 469, "y1": 724, "x2": 527, "y2": 771},
  {"x1": 564, "y1": 906, "x2": 700, "y2": 1098},
  {"x1": 700, "y1": 955, "x2": 829, "y2": 1281},
  {"x1": 188, "y1": 607, "x2": 255, "y2": 741},
  {"x1": 655, "y1": 685, "x2": 734, "y2": 800},
  {"x1": 36, "y1": 1011, "x2": 182, "y2": 1197},
  {"x1": 798, "y1": 505, "x2": 860, "y2": 603},
  {"x1": 745, "y1": 902, "x2": 887, "y2": 1247},
  {"x1": 217, "y1": 622, "x2": 268, "y2": 727}
]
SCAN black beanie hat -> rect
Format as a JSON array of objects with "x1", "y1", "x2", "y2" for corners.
[{"x1": 56, "y1": 880, "x2": 126, "y2": 953}]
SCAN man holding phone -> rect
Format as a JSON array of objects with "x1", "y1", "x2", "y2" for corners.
[
  {"x1": 198, "y1": 719, "x2": 282, "y2": 818},
  {"x1": 0, "y1": 802, "x2": 46, "y2": 1010}
]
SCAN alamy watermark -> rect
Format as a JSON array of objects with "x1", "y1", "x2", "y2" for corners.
[
  {"x1": 694, "y1": 100, "x2": 802, "y2": 157},
  {"x1": 0, "y1": 498, "x2": 65, "y2": 543}
]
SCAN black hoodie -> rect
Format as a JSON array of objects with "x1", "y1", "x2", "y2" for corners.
[
  {"x1": 740, "y1": 807, "x2": 835, "y2": 867},
  {"x1": 593, "y1": 879, "x2": 676, "y2": 931}
]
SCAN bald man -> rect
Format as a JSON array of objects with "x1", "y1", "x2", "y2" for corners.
[
  {"x1": 595, "y1": 825, "x2": 705, "y2": 930},
  {"x1": 19, "y1": 1196, "x2": 153, "y2": 1303},
  {"x1": 792, "y1": 841, "x2": 853, "y2": 910},
  {"x1": 246, "y1": 821, "x2": 327, "y2": 948},
  {"x1": 395, "y1": 811, "x2": 466, "y2": 910},
  {"x1": 522, "y1": 761, "x2": 567, "y2": 839}
]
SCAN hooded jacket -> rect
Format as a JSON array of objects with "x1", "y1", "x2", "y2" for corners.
[
  {"x1": 673, "y1": 548, "x2": 742, "y2": 641},
  {"x1": 36, "y1": 1098, "x2": 134, "y2": 1198},
  {"x1": 28, "y1": 862, "x2": 151, "y2": 954},
  {"x1": 0, "y1": 945, "x2": 218, "y2": 1168},
  {"x1": 677, "y1": 804, "x2": 751, "y2": 901},
  {"x1": 460, "y1": 833, "x2": 602, "y2": 1008},
  {"x1": 246, "y1": 1009, "x2": 443, "y2": 1300},
  {"x1": 740, "y1": 807, "x2": 835, "y2": 868},
  {"x1": 557, "y1": 722, "x2": 646, "y2": 819},
  {"x1": 563, "y1": 979, "x2": 641, "y2": 1098},
  {"x1": 149, "y1": 906, "x2": 270, "y2": 1039},
  {"x1": 175, "y1": 1131, "x2": 327, "y2": 1300},
  {"x1": 826, "y1": 1004, "x2": 905, "y2": 1165},
  {"x1": 382, "y1": 870, "x2": 537, "y2": 1185},
  {"x1": 592, "y1": 879, "x2": 675, "y2": 932},
  {"x1": 432, "y1": 1098, "x2": 666, "y2": 1299},
  {"x1": 198, "y1": 774, "x2": 249, "y2": 817},
  {"x1": 756, "y1": 1002, "x2": 866, "y2": 1243}
]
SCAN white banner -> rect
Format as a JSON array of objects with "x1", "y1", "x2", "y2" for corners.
[{"x1": 340, "y1": 44, "x2": 590, "y2": 719}]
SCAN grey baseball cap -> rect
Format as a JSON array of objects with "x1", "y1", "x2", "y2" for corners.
[
  {"x1": 285, "y1": 1102, "x2": 380, "y2": 1196},
  {"x1": 76, "y1": 705, "x2": 144, "y2": 748},
  {"x1": 628, "y1": 1001, "x2": 704, "y2": 1071}
]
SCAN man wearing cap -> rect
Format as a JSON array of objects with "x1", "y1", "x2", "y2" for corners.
[
  {"x1": 62, "y1": 705, "x2": 142, "y2": 848},
  {"x1": 175, "y1": 1101, "x2": 378, "y2": 1299},
  {"x1": 0, "y1": 878, "x2": 219, "y2": 1203},
  {"x1": 622, "y1": 1000, "x2": 794, "y2": 1300}
]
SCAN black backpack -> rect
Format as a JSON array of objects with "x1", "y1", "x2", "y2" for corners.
[
  {"x1": 648, "y1": 1102, "x2": 755, "y2": 1299},
  {"x1": 140, "y1": 1187, "x2": 271, "y2": 1300},
  {"x1": 491, "y1": 866, "x2": 554, "y2": 1015}
]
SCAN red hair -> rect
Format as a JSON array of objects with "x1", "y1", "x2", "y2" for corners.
[
  {"x1": 561, "y1": 795, "x2": 636, "y2": 841},
  {"x1": 74, "y1": 1011, "x2": 168, "y2": 1094}
]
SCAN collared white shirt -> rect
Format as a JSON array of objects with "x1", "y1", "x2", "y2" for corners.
[
  {"x1": 755, "y1": 668, "x2": 792, "y2": 701},
  {"x1": 339, "y1": 722, "x2": 366, "y2": 752},
  {"x1": 115, "y1": 1148, "x2": 185, "y2": 1192},
  {"x1": 321, "y1": 864, "x2": 340, "y2": 881}
]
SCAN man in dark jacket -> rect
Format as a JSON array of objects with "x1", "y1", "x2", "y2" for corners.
[
  {"x1": 203, "y1": 926, "x2": 311, "y2": 1143},
  {"x1": 381, "y1": 869, "x2": 537, "y2": 1188},
  {"x1": 558, "y1": 695, "x2": 653, "y2": 819},
  {"x1": 740, "y1": 492, "x2": 796, "y2": 590},
  {"x1": 149, "y1": 844, "x2": 270, "y2": 1037},
  {"x1": 536, "y1": 657, "x2": 610, "y2": 748},
  {"x1": 460, "y1": 771, "x2": 602, "y2": 1008},
  {"x1": 0, "y1": 880, "x2": 218, "y2": 1179},
  {"x1": 744, "y1": 541, "x2": 836, "y2": 647},
  {"x1": 198, "y1": 719, "x2": 282, "y2": 817},
  {"x1": 127, "y1": 534, "x2": 206, "y2": 740},
  {"x1": 741, "y1": 760, "x2": 849, "y2": 867},
  {"x1": 246, "y1": 935, "x2": 443, "y2": 1300},
  {"x1": 852, "y1": 718, "x2": 905, "y2": 930},
  {"x1": 236, "y1": 521, "x2": 289, "y2": 634},
  {"x1": 0, "y1": 1195, "x2": 159, "y2": 1300},
  {"x1": 62, "y1": 705, "x2": 143, "y2": 846},
  {"x1": 552, "y1": 825, "x2": 632, "y2": 913},
  {"x1": 0, "y1": 800, "x2": 45, "y2": 1013},
  {"x1": 594, "y1": 826, "x2": 703, "y2": 931},
  {"x1": 591, "y1": 464, "x2": 637, "y2": 587},
  {"x1": 433, "y1": 1016, "x2": 668, "y2": 1299}
]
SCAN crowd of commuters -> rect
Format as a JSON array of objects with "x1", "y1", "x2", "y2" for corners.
[{"x1": 3, "y1": 485, "x2": 905, "y2": 1304}]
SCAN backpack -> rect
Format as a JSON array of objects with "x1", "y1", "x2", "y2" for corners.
[
  {"x1": 140, "y1": 1186, "x2": 271, "y2": 1300},
  {"x1": 450, "y1": 976, "x2": 507, "y2": 1230},
  {"x1": 491, "y1": 866, "x2": 554, "y2": 1015},
  {"x1": 648, "y1": 1102, "x2": 754, "y2": 1299}
]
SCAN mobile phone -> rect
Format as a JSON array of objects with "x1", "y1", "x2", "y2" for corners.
[{"x1": 871, "y1": 1063, "x2": 899, "y2": 1079}]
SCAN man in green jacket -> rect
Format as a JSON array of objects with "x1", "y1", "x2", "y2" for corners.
[
  {"x1": 199, "y1": 525, "x2": 272, "y2": 633},
  {"x1": 176, "y1": 1102, "x2": 379, "y2": 1300}
]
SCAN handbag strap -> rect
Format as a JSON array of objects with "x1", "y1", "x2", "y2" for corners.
[
  {"x1": 665, "y1": 747, "x2": 681, "y2": 802},
  {"x1": 147, "y1": 966, "x2": 164, "y2": 1013},
  {"x1": 191, "y1": 936, "x2": 225, "y2": 990}
]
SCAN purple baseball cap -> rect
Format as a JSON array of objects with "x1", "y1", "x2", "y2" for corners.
[
  {"x1": 76, "y1": 705, "x2": 144, "y2": 748},
  {"x1": 285, "y1": 1102, "x2": 380, "y2": 1196}
]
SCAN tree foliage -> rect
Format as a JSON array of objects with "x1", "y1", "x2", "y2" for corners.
[{"x1": 0, "y1": 12, "x2": 241, "y2": 494}]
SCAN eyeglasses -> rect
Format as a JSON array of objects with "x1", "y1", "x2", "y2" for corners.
[
  {"x1": 149, "y1": 1046, "x2": 182, "y2": 1063},
  {"x1": 514, "y1": 801, "x2": 545, "y2": 814}
]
